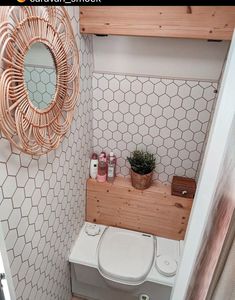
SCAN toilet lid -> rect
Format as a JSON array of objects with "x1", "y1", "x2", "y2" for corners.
[
  {"x1": 98, "y1": 227, "x2": 154, "y2": 284},
  {"x1": 156, "y1": 255, "x2": 177, "y2": 277}
]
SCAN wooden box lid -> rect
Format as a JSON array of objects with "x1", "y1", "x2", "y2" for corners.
[
  {"x1": 171, "y1": 176, "x2": 196, "y2": 198},
  {"x1": 172, "y1": 176, "x2": 196, "y2": 188}
]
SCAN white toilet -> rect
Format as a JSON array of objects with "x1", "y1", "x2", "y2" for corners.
[{"x1": 69, "y1": 222, "x2": 183, "y2": 300}]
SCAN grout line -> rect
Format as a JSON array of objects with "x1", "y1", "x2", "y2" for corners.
[
  {"x1": 93, "y1": 70, "x2": 219, "y2": 83},
  {"x1": 24, "y1": 63, "x2": 55, "y2": 70}
]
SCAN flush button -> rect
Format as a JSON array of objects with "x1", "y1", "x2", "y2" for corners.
[
  {"x1": 85, "y1": 224, "x2": 100, "y2": 236},
  {"x1": 139, "y1": 294, "x2": 150, "y2": 300},
  {"x1": 156, "y1": 255, "x2": 177, "y2": 277}
]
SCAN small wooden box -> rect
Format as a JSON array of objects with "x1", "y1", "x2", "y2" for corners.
[{"x1": 171, "y1": 176, "x2": 196, "y2": 198}]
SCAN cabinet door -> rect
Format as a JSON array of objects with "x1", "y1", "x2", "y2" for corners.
[{"x1": 171, "y1": 30, "x2": 235, "y2": 300}]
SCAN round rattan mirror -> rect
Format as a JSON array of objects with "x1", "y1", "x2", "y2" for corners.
[{"x1": 0, "y1": 7, "x2": 79, "y2": 155}]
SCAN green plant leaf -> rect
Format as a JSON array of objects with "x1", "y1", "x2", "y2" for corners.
[{"x1": 127, "y1": 150, "x2": 156, "y2": 175}]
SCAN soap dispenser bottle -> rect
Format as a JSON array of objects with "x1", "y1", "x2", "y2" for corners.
[
  {"x1": 90, "y1": 153, "x2": 98, "y2": 179},
  {"x1": 107, "y1": 152, "x2": 116, "y2": 183}
]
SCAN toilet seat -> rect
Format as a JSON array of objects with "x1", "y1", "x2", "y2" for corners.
[{"x1": 98, "y1": 227, "x2": 155, "y2": 285}]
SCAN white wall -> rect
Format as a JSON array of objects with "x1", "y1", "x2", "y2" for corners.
[
  {"x1": 171, "y1": 32, "x2": 235, "y2": 300},
  {"x1": 93, "y1": 35, "x2": 230, "y2": 81}
]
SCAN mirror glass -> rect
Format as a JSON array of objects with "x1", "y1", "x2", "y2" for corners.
[{"x1": 24, "y1": 42, "x2": 57, "y2": 110}]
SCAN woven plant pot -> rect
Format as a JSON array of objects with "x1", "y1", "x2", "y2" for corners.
[{"x1": 130, "y1": 169, "x2": 153, "y2": 190}]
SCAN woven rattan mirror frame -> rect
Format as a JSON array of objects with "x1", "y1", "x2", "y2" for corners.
[{"x1": 0, "y1": 7, "x2": 79, "y2": 155}]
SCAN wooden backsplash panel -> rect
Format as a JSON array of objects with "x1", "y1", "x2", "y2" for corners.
[
  {"x1": 80, "y1": 6, "x2": 235, "y2": 40},
  {"x1": 86, "y1": 177, "x2": 193, "y2": 240}
]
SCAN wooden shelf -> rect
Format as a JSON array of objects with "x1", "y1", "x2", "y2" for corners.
[
  {"x1": 86, "y1": 176, "x2": 193, "y2": 240},
  {"x1": 80, "y1": 6, "x2": 235, "y2": 40}
]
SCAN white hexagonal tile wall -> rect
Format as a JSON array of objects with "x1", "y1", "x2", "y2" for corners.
[
  {"x1": 92, "y1": 72, "x2": 217, "y2": 183},
  {"x1": 0, "y1": 7, "x2": 93, "y2": 300}
]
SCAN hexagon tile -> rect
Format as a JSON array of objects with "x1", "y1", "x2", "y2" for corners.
[
  {"x1": 24, "y1": 66, "x2": 56, "y2": 110},
  {"x1": 92, "y1": 72, "x2": 218, "y2": 183},
  {"x1": 0, "y1": 7, "x2": 93, "y2": 300}
]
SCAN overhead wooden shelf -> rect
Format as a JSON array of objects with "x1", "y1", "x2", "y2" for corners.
[
  {"x1": 80, "y1": 6, "x2": 235, "y2": 40},
  {"x1": 86, "y1": 177, "x2": 193, "y2": 240}
]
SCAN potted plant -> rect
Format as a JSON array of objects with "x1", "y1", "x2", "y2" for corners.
[{"x1": 127, "y1": 150, "x2": 156, "y2": 190}]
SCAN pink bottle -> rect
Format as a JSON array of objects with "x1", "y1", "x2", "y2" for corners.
[
  {"x1": 107, "y1": 152, "x2": 116, "y2": 183},
  {"x1": 97, "y1": 151, "x2": 107, "y2": 182}
]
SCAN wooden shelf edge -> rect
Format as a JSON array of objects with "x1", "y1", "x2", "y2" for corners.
[
  {"x1": 87, "y1": 176, "x2": 192, "y2": 199},
  {"x1": 80, "y1": 6, "x2": 235, "y2": 41}
]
